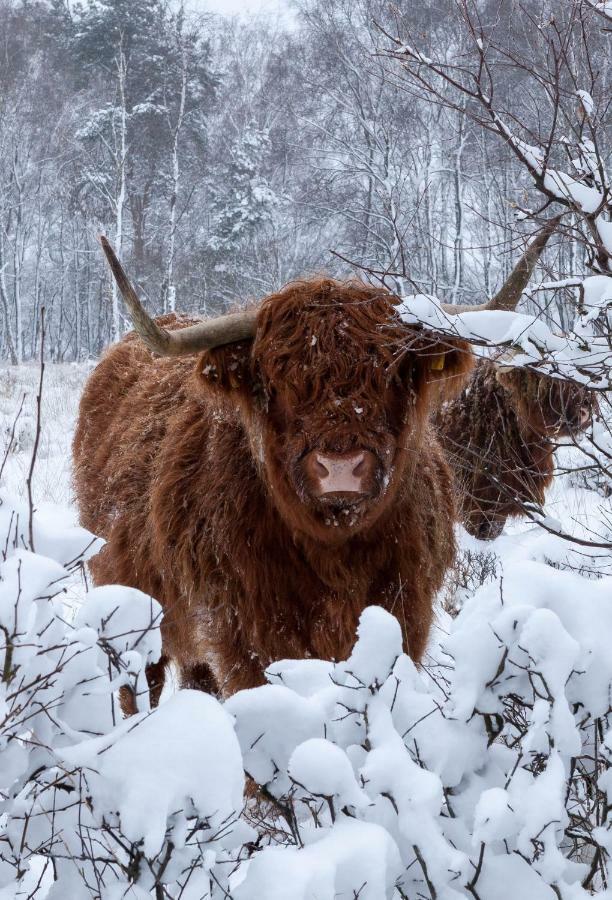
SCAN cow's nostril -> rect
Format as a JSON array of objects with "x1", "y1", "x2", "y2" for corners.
[
  {"x1": 351, "y1": 453, "x2": 366, "y2": 477},
  {"x1": 313, "y1": 456, "x2": 330, "y2": 478}
]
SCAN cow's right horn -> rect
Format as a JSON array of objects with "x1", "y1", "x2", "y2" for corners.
[
  {"x1": 440, "y1": 215, "x2": 562, "y2": 316},
  {"x1": 100, "y1": 236, "x2": 258, "y2": 356}
]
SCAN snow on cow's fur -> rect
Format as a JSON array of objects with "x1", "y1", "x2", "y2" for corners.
[{"x1": 73, "y1": 277, "x2": 473, "y2": 708}]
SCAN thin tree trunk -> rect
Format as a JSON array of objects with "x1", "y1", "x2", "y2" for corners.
[
  {"x1": 0, "y1": 225, "x2": 18, "y2": 365},
  {"x1": 164, "y1": 35, "x2": 188, "y2": 314},
  {"x1": 451, "y1": 109, "x2": 467, "y2": 303},
  {"x1": 111, "y1": 42, "x2": 128, "y2": 343},
  {"x1": 11, "y1": 150, "x2": 24, "y2": 364}
]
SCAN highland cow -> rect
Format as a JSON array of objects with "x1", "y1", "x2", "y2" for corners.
[
  {"x1": 73, "y1": 229, "x2": 554, "y2": 708},
  {"x1": 435, "y1": 359, "x2": 595, "y2": 540}
]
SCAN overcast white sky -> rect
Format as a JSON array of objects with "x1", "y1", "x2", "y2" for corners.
[{"x1": 193, "y1": 0, "x2": 292, "y2": 17}]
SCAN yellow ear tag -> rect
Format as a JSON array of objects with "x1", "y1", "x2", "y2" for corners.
[{"x1": 430, "y1": 355, "x2": 445, "y2": 371}]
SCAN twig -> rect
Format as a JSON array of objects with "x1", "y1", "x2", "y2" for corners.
[{"x1": 26, "y1": 307, "x2": 45, "y2": 551}]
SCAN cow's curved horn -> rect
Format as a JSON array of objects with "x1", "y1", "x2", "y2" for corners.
[
  {"x1": 440, "y1": 216, "x2": 562, "y2": 315},
  {"x1": 100, "y1": 236, "x2": 258, "y2": 355}
]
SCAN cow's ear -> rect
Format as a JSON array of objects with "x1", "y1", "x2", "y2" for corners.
[
  {"x1": 197, "y1": 340, "x2": 254, "y2": 394},
  {"x1": 423, "y1": 336, "x2": 474, "y2": 401}
]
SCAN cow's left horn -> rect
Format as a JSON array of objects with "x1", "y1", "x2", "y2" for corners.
[
  {"x1": 100, "y1": 236, "x2": 258, "y2": 355},
  {"x1": 440, "y1": 215, "x2": 562, "y2": 315}
]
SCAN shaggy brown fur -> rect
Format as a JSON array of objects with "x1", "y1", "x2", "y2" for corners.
[
  {"x1": 434, "y1": 358, "x2": 596, "y2": 540},
  {"x1": 73, "y1": 279, "x2": 473, "y2": 707}
]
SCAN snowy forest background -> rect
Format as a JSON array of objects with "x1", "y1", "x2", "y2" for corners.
[{"x1": 1, "y1": 0, "x2": 610, "y2": 363}]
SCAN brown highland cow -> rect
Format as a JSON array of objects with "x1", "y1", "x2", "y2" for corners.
[
  {"x1": 73, "y1": 228, "x2": 554, "y2": 707},
  {"x1": 435, "y1": 358, "x2": 595, "y2": 540}
]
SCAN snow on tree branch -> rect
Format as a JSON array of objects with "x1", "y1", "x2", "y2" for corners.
[{"x1": 396, "y1": 280, "x2": 612, "y2": 390}]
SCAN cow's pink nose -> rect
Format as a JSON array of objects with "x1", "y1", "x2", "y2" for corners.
[{"x1": 304, "y1": 450, "x2": 377, "y2": 498}]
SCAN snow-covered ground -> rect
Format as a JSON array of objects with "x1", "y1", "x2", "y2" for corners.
[
  {"x1": 0, "y1": 362, "x2": 90, "y2": 507},
  {"x1": 1, "y1": 361, "x2": 612, "y2": 898},
  {"x1": 0, "y1": 362, "x2": 94, "y2": 617}
]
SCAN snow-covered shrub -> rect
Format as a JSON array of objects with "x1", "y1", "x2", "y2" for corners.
[
  {"x1": 3, "y1": 490, "x2": 612, "y2": 897},
  {"x1": 224, "y1": 579, "x2": 612, "y2": 899},
  {"x1": 0, "y1": 493, "x2": 247, "y2": 898},
  {"x1": 442, "y1": 543, "x2": 499, "y2": 616},
  {"x1": 0, "y1": 404, "x2": 35, "y2": 455}
]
